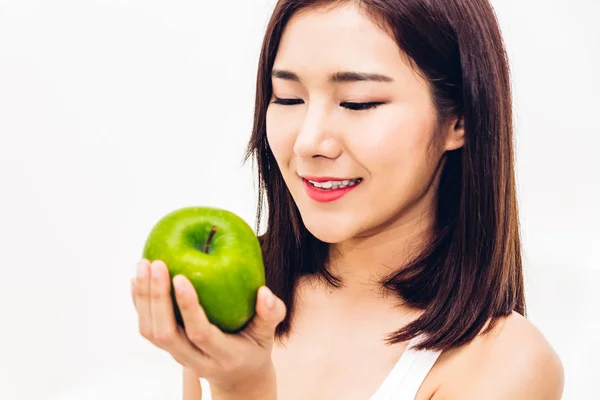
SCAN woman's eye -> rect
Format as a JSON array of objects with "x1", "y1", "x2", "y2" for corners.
[
  {"x1": 341, "y1": 102, "x2": 385, "y2": 111},
  {"x1": 272, "y1": 97, "x2": 304, "y2": 106},
  {"x1": 272, "y1": 97, "x2": 384, "y2": 111}
]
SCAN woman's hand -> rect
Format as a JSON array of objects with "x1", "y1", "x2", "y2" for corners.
[{"x1": 131, "y1": 259, "x2": 286, "y2": 400}]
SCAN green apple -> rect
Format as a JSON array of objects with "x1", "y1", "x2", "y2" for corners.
[{"x1": 142, "y1": 206, "x2": 265, "y2": 333}]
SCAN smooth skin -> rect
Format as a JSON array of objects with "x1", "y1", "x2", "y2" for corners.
[{"x1": 133, "y1": 3, "x2": 564, "y2": 399}]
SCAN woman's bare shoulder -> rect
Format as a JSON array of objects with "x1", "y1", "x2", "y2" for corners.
[{"x1": 433, "y1": 311, "x2": 564, "y2": 400}]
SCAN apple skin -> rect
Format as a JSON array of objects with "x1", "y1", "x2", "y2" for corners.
[{"x1": 142, "y1": 206, "x2": 265, "y2": 333}]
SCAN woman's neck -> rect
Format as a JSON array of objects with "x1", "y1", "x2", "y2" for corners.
[{"x1": 325, "y1": 207, "x2": 435, "y2": 304}]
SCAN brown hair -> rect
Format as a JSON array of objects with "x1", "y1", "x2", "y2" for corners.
[{"x1": 243, "y1": 0, "x2": 525, "y2": 351}]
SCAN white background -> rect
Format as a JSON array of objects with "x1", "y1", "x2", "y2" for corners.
[{"x1": 1, "y1": 0, "x2": 598, "y2": 399}]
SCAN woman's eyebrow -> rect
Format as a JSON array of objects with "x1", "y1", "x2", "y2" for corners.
[{"x1": 271, "y1": 69, "x2": 394, "y2": 83}]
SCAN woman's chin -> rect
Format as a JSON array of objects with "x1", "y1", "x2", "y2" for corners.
[{"x1": 302, "y1": 218, "x2": 355, "y2": 244}]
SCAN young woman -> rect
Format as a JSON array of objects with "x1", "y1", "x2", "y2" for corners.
[{"x1": 131, "y1": 0, "x2": 564, "y2": 399}]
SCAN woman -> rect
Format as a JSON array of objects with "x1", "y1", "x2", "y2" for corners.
[{"x1": 131, "y1": 0, "x2": 565, "y2": 399}]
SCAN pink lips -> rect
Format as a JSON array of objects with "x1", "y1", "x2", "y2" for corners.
[{"x1": 301, "y1": 176, "x2": 361, "y2": 203}]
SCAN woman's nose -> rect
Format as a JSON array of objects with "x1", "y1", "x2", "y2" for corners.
[{"x1": 293, "y1": 107, "x2": 342, "y2": 160}]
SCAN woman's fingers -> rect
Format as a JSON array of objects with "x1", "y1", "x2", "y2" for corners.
[
  {"x1": 133, "y1": 258, "x2": 248, "y2": 375},
  {"x1": 173, "y1": 274, "x2": 230, "y2": 359},
  {"x1": 147, "y1": 260, "x2": 208, "y2": 368},
  {"x1": 244, "y1": 286, "x2": 287, "y2": 349},
  {"x1": 149, "y1": 260, "x2": 179, "y2": 342},
  {"x1": 133, "y1": 259, "x2": 153, "y2": 339}
]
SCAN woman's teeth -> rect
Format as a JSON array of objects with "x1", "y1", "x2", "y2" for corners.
[{"x1": 307, "y1": 178, "x2": 362, "y2": 190}]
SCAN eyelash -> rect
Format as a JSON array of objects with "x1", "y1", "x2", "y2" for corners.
[{"x1": 272, "y1": 97, "x2": 384, "y2": 111}]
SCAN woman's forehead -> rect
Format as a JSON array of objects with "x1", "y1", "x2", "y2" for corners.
[
  {"x1": 272, "y1": 6, "x2": 418, "y2": 89},
  {"x1": 275, "y1": 5, "x2": 401, "y2": 68}
]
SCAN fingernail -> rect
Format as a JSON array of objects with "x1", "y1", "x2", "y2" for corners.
[
  {"x1": 137, "y1": 261, "x2": 147, "y2": 279},
  {"x1": 265, "y1": 288, "x2": 275, "y2": 309}
]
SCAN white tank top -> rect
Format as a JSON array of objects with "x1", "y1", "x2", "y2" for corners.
[{"x1": 199, "y1": 334, "x2": 442, "y2": 399}]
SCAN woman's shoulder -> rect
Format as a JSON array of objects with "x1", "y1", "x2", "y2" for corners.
[{"x1": 431, "y1": 311, "x2": 564, "y2": 400}]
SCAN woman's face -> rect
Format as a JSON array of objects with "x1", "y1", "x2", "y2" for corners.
[{"x1": 266, "y1": 3, "x2": 463, "y2": 244}]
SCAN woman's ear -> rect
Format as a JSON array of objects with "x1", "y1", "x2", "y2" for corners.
[{"x1": 444, "y1": 116, "x2": 465, "y2": 151}]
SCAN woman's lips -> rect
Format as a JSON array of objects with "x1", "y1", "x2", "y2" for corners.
[{"x1": 302, "y1": 178, "x2": 361, "y2": 203}]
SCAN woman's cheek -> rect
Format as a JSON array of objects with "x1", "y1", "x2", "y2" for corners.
[
  {"x1": 266, "y1": 111, "x2": 296, "y2": 160},
  {"x1": 345, "y1": 120, "x2": 417, "y2": 174}
]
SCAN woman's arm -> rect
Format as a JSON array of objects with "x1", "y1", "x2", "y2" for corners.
[{"x1": 183, "y1": 367, "x2": 202, "y2": 400}]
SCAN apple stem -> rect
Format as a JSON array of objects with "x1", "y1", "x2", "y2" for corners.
[{"x1": 204, "y1": 225, "x2": 218, "y2": 253}]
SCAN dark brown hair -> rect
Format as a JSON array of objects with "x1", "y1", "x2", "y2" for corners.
[{"x1": 243, "y1": 0, "x2": 525, "y2": 351}]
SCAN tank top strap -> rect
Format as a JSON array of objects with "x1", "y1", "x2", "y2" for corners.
[{"x1": 369, "y1": 334, "x2": 443, "y2": 400}]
